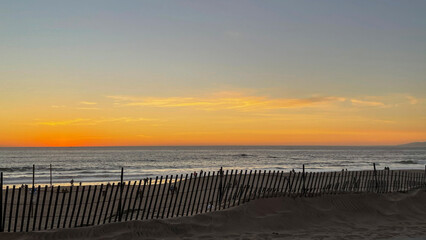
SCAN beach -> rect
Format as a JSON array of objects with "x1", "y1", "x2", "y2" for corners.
[
  {"x1": 0, "y1": 169, "x2": 425, "y2": 239},
  {"x1": 2, "y1": 189, "x2": 426, "y2": 239}
]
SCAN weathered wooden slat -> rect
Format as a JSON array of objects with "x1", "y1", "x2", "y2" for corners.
[
  {"x1": 165, "y1": 175, "x2": 177, "y2": 218},
  {"x1": 14, "y1": 186, "x2": 22, "y2": 232},
  {"x1": 161, "y1": 176, "x2": 173, "y2": 218},
  {"x1": 156, "y1": 176, "x2": 168, "y2": 219},
  {"x1": 195, "y1": 172, "x2": 206, "y2": 214},
  {"x1": 125, "y1": 181, "x2": 137, "y2": 221},
  {"x1": 181, "y1": 174, "x2": 193, "y2": 216},
  {"x1": 120, "y1": 181, "x2": 132, "y2": 221},
  {"x1": 103, "y1": 183, "x2": 115, "y2": 224},
  {"x1": 256, "y1": 170, "x2": 266, "y2": 199},
  {"x1": 141, "y1": 178, "x2": 152, "y2": 220},
  {"x1": 209, "y1": 172, "x2": 219, "y2": 211},
  {"x1": 96, "y1": 184, "x2": 107, "y2": 225},
  {"x1": 129, "y1": 181, "x2": 141, "y2": 221},
  {"x1": 57, "y1": 187, "x2": 67, "y2": 229},
  {"x1": 222, "y1": 170, "x2": 234, "y2": 208},
  {"x1": 243, "y1": 170, "x2": 254, "y2": 202},
  {"x1": 2, "y1": 186, "x2": 9, "y2": 232},
  {"x1": 148, "y1": 177, "x2": 160, "y2": 219},
  {"x1": 283, "y1": 171, "x2": 292, "y2": 196},
  {"x1": 80, "y1": 185, "x2": 91, "y2": 226},
  {"x1": 136, "y1": 180, "x2": 147, "y2": 220},
  {"x1": 69, "y1": 186, "x2": 80, "y2": 228},
  {"x1": 293, "y1": 172, "x2": 301, "y2": 195},
  {"x1": 86, "y1": 185, "x2": 97, "y2": 226},
  {"x1": 109, "y1": 183, "x2": 121, "y2": 223},
  {"x1": 62, "y1": 185, "x2": 73, "y2": 228},
  {"x1": 265, "y1": 170, "x2": 274, "y2": 198},
  {"x1": 262, "y1": 170, "x2": 271, "y2": 198},
  {"x1": 20, "y1": 185, "x2": 28, "y2": 232},
  {"x1": 50, "y1": 186, "x2": 60, "y2": 229},
  {"x1": 74, "y1": 186, "x2": 86, "y2": 227},
  {"x1": 0, "y1": 173, "x2": 2, "y2": 232},
  {"x1": 26, "y1": 184, "x2": 34, "y2": 232},
  {"x1": 288, "y1": 171, "x2": 297, "y2": 196},
  {"x1": 187, "y1": 173, "x2": 198, "y2": 216},
  {"x1": 217, "y1": 170, "x2": 228, "y2": 208},
  {"x1": 44, "y1": 186, "x2": 54, "y2": 230},
  {"x1": 8, "y1": 186, "x2": 16, "y2": 232},
  {"x1": 170, "y1": 174, "x2": 183, "y2": 218},
  {"x1": 92, "y1": 184, "x2": 104, "y2": 225},
  {"x1": 200, "y1": 172, "x2": 211, "y2": 213},
  {"x1": 273, "y1": 171, "x2": 282, "y2": 197},
  {"x1": 238, "y1": 170, "x2": 248, "y2": 203}
]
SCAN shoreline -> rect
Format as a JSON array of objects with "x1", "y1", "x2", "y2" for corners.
[{"x1": 2, "y1": 168, "x2": 424, "y2": 189}]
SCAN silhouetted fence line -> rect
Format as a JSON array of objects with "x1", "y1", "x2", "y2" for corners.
[{"x1": 0, "y1": 166, "x2": 425, "y2": 232}]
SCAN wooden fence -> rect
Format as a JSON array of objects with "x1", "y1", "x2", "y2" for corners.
[{"x1": 0, "y1": 167, "x2": 425, "y2": 232}]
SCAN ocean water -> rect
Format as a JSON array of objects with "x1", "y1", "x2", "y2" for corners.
[{"x1": 0, "y1": 146, "x2": 425, "y2": 185}]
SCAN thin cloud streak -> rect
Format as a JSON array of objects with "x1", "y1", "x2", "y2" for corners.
[
  {"x1": 35, "y1": 117, "x2": 157, "y2": 126},
  {"x1": 108, "y1": 94, "x2": 346, "y2": 111},
  {"x1": 350, "y1": 99, "x2": 385, "y2": 107},
  {"x1": 80, "y1": 101, "x2": 98, "y2": 105}
]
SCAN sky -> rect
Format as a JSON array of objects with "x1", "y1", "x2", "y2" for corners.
[{"x1": 1, "y1": 0, "x2": 425, "y2": 147}]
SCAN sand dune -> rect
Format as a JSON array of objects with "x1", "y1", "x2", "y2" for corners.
[{"x1": 3, "y1": 190, "x2": 426, "y2": 240}]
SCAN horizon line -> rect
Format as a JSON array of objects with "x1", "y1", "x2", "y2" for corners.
[{"x1": 0, "y1": 143, "x2": 421, "y2": 148}]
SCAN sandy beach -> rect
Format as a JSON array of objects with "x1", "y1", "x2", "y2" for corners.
[
  {"x1": 1, "y1": 188, "x2": 425, "y2": 239},
  {"x1": 3, "y1": 169, "x2": 423, "y2": 233}
]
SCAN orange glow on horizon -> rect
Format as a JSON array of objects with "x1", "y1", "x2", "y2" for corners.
[{"x1": 1, "y1": 92, "x2": 425, "y2": 147}]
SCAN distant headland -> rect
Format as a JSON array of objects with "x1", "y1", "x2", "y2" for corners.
[{"x1": 397, "y1": 142, "x2": 426, "y2": 147}]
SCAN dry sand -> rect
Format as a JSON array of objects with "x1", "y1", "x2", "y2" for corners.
[{"x1": 2, "y1": 189, "x2": 426, "y2": 240}]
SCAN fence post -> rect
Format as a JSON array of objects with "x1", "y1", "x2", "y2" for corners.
[
  {"x1": 2, "y1": 186, "x2": 7, "y2": 232},
  {"x1": 119, "y1": 167, "x2": 123, "y2": 221},
  {"x1": 28, "y1": 165, "x2": 34, "y2": 228},
  {"x1": 302, "y1": 165, "x2": 305, "y2": 195},
  {"x1": 50, "y1": 164, "x2": 52, "y2": 187},
  {"x1": 218, "y1": 167, "x2": 223, "y2": 203},
  {"x1": 0, "y1": 172, "x2": 3, "y2": 232},
  {"x1": 373, "y1": 163, "x2": 378, "y2": 192}
]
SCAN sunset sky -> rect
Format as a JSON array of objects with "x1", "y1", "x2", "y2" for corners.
[{"x1": 1, "y1": 1, "x2": 425, "y2": 147}]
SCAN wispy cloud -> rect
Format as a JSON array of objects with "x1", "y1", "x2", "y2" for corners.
[
  {"x1": 350, "y1": 99, "x2": 385, "y2": 107},
  {"x1": 77, "y1": 107, "x2": 100, "y2": 110},
  {"x1": 108, "y1": 93, "x2": 346, "y2": 111},
  {"x1": 51, "y1": 105, "x2": 66, "y2": 108},
  {"x1": 36, "y1": 118, "x2": 91, "y2": 126},
  {"x1": 406, "y1": 96, "x2": 418, "y2": 105},
  {"x1": 80, "y1": 101, "x2": 97, "y2": 105},
  {"x1": 35, "y1": 117, "x2": 157, "y2": 126}
]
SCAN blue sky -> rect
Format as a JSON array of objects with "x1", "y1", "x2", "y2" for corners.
[{"x1": 1, "y1": 1, "x2": 425, "y2": 146}]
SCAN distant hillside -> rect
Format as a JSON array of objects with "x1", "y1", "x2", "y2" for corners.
[{"x1": 398, "y1": 142, "x2": 426, "y2": 147}]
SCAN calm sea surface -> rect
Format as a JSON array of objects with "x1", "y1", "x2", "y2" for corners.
[{"x1": 0, "y1": 146, "x2": 425, "y2": 185}]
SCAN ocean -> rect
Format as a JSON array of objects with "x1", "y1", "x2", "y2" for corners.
[{"x1": 0, "y1": 146, "x2": 425, "y2": 185}]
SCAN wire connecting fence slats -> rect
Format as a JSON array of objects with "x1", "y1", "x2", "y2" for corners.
[{"x1": 0, "y1": 168, "x2": 425, "y2": 232}]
